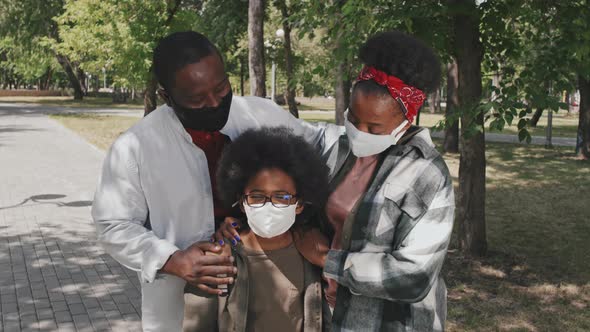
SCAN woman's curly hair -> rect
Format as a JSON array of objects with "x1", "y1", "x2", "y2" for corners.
[
  {"x1": 216, "y1": 127, "x2": 330, "y2": 226},
  {"x1": 356, "y1": 30, "x2": 441, "y2": 94}
]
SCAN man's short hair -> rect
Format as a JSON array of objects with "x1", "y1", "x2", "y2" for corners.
[{"x1": 153, "y1": 31, "x2": 221, "y2": 90}]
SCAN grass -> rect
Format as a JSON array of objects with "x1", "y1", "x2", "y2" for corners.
[
  {"x1": 440, "y1": 142, "x2": 590, "y2": 331},
  {"x1": 51, "y1": 113, "x2": 590, "y2": 331},
  {"x1": 299, "y1": 111, "x2": 336, "y2": 123},
  {"x1": 49, "y1": 114, "x2": 140, "y2": 150},
  {"x1": 295, "y1": 97, "x2": 336, "y2": 111},
  {"x1": 0, "y1": 96, "x2": 144, "y2": 109}
]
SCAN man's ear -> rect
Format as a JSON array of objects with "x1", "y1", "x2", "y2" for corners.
[{"x1": 157, "y1": 88, "x2": 171, "y2": 106}]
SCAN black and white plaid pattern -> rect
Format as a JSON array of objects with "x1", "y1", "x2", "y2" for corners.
[{"x1": 321, "y1": 127, "x2": 454, "y2": 332}]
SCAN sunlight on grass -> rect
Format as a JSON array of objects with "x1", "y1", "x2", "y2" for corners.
[
  {"x1": 442, "y1": 142, "x2": 590, "y2": 331},
  {"x1": 0, "y1": 96, "x2": 144, "y2": 109},
  {"x1": 49, "y1": 114, "x2": 139, "y2": 150}
]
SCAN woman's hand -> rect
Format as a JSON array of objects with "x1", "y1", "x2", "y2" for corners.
[
  {"x1": 292, "y1": 227, "x2": 330, "y2": 268},
  {"x1": 211, "y1": 217, "x2": 242, "y2": 246}
]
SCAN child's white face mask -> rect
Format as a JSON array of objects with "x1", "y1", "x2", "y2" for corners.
[{"x1": 243, "y1": 202, "x2": 298, "y2": 238}]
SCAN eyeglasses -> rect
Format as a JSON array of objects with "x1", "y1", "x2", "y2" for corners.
[{"x1": 241, "y1": 193, "x2": 298, "y2": 208}]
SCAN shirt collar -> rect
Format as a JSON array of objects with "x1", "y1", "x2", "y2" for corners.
[
  {"x1": 397, "y1": 126, "x2": 438, "y2": 159},
  {"x1": 162, "y1": 105, "x2": 194, "y2": 143}
]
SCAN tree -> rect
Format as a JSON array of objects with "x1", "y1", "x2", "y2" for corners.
[
  {"x1": 0, "y1": 36, "x2": 61, "y2": 90},
  {"x1": 192, "y1": 0, "x2": 248, "y2": 96},
  {"x1": 0, "y1": 0, "x2": 85, "y2": 99},
  {"x1": 579, "y1": 76, "x2": 590, "y2": 159},
  {"x1": 55, "y1": 0, "x2": 196, "y2": 114},
  {"x1": 144, "y1": 0, "x2": 183, "y2": 116},
  {"x1": 555, "y1": 0, "x2": 590, "y2": 159},
  {"x1": 248, "y1": 0, "x2": 266, "y2": 97},
  {"x1": 274, "y1": 0, "x2": 298, "y2": 118},
  {"x1": 444, "y1": 59, "x2": 460, "y2": 153},
  {"x1": 450, "y1": 0, "x2": 487, "y2": 256}
]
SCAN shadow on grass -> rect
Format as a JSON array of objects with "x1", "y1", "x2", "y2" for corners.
[{"x1": 444, "y1": 143, "x2": 590, "y2": 331}]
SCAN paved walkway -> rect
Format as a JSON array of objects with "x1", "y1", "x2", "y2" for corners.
[
  {"x1": 0, "y1": 106, "x2": 142, "y2": 331},
  {"x1": 429, "y1": 131, "x2": 576, "y2": 147}
]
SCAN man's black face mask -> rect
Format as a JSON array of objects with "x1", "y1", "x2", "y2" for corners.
[{"x1": 170, "y1": 90, "x2": 233, "y2": 132}]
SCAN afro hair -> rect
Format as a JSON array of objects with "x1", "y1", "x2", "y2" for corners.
[
  {"x1": 216, "y1": 127, "x2": 330, "y2": 226},
  {"x1": 357, "y1": 30, "x2": 441, "y2": 93}
]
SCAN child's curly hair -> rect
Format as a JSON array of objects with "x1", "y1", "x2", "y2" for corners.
[{"x1": 216, "y1": 126, "x2": 330, "y2": 227}]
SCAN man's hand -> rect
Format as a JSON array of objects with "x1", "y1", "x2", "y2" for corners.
[
  {"x1": 160, "y1": 241, "x2": 237, "y2": 295},
  {"x1": 292, "y1": 227, "x2": 330, "y2": 268}
]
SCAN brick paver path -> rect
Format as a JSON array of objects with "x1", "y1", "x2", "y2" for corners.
[{"x1": 1, "y1": 105, "x2": 142, "y2": 331}]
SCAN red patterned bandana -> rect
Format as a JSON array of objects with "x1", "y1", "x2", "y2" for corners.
[{"x1": 356, "y1": 66, "x2": 426, "y2": 123}]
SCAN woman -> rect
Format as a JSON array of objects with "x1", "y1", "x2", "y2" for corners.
[
  {"x1": 190, "y1": 127, "x2": 331, "y2": 331},
  {"x1": 217, "y1": 30, "x2": 454, "y2": 331}
]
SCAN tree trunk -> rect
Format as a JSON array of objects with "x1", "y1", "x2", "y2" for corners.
[
  {"x1": 55, "y1": 53, "x2": 84, "y2": 100},
  {"x1": 143, "y1": 74, "x2": 158, "y2": 117},
  {"x1": 248, "y1": 0, "x2": 266, "y2": 97},
  {"x1": 530, "y1": 108, "x2": 544, "y2": 127},
  {"x1": 77, "y1": 67, "x2": 88, "y2": 95},
  {"x1": 428, "y1": 87, "x2": 441, "y2": 113},
  {"x1": 240, "y1": 55, "x2": 246, "y2": 96},
  {"x1": 335, "y1": 62, "x2": 351, "y2": 125},
  {"x1": 277, "y1": 0, "x2": 298, "y2": 118},
  {"x1": 452, "y1": 0, "x2": 487, "y2": 257},
  {"x1": 530, "y1": 82, "x2": 550, "y2": 127},
  {"x1": 39, "y1": 67, "x2": 53, "y2": 90},
  {"x1": 577, "y1": 75, "x2": 590, "y2": 159},
  {"x1": 143, "y1": 0, "x2": 181, "y2": 116},
  {"x1": 444, "y1": 59, "x2": 460, "y2": 153}
]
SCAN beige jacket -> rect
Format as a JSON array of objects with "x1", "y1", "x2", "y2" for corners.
[{"x1": 184, "y1": 244, "x2": 330, "y2": 332}]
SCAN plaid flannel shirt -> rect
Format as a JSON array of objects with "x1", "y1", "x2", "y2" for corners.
[{"x1": 321, "y1": 126, "x2": 454, "y2": 332}]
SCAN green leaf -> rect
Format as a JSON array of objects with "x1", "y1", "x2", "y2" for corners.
[
  {"x1": 518, "y1": 129, "x2": 528, "y2": 142},
  {"x1": 505, "y1": 113, "x2": 514, "y2": 126}
]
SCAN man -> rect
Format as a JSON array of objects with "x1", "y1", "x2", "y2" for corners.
[{"x1": 91, "y1": 31, "x2": 334, "y2": 331}]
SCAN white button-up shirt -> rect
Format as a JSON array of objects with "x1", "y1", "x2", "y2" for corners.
[{"x1": 91, "y1": 96, "x2": 339, "y2": 331}]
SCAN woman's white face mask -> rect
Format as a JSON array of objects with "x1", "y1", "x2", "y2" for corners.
[
  {"x1": 243, "y1": 202, "x2": 298, "y2": 238},
  {"x1": 344, "y1": 110, "x2": 408, "y2": 158}
]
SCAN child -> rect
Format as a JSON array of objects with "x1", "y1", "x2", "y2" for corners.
[{"x1": 214, "y1": 126, "x2": 330, "y2": 332}]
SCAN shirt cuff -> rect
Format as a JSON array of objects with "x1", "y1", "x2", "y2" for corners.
[
  {"x1": 141, "y1": 239, "x2": 179, "y2": 283},
  {"x1": 323, "y1": 249, "x2": 348, "y2": 281}
]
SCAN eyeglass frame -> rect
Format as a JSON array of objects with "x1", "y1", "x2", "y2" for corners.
[{"x1": 236, "y1": 192, "x2": 300, "y2": 209}]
